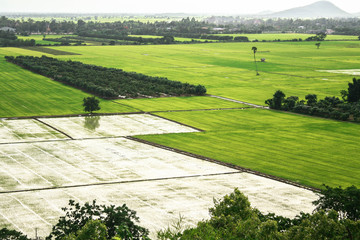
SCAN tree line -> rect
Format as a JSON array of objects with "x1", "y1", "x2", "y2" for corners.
[
  {"x1": 1, "y1": 185, "x2": 359, "y2": 239},
  {"x1": 0, "y1": 30, "x2": 35, "y2": 47},
  {"x1": 2, "y1": 15, "x2": 360, "y2": 39},
  {"x1": 206, "y1": 16, "x2": 360, "y2": 36},
  {"x1": 265, "y1": 78, "x2": 360, "y2": 122},
  {"x1": 5, "y1": 55, "x2": 207, "y2": 98}
]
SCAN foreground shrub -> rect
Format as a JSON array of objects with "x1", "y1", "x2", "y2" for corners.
[{"x1": 47, "y1": 200, "x2": 149, "y2": 240}]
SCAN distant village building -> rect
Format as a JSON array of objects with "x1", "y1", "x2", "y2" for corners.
[
  {"x1": 298, "y1": 26, "x2": 305, "y2": 29},
  {"x1": 326, "y1": 29, "x2": 335, "y2": 35},
  {"x1": 0, "y1": 27, "x2": 16, "y2": 32}
]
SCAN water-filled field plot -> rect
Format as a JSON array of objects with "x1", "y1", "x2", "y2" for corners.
[
  {"x1": 39, "y1": 114, "x2": 198, "y2": 139},
  {"x1": 0, "y1": 114, "x2": 318, "y2": 238},
  {"x1": 0, "y1": 119, "x2": 68, "y2": 143}
]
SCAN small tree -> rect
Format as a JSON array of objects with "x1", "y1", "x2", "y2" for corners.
[
  {"x1": 343, "y1": 78, "x2": 360, "y2": 103},
  {"x1": 265, "y1": 90, "x2": 286, "y2": 109},
  {"x1": 315, "y1": 42, "x2": 321, "y2": 49},
  {"x1": 83, "y1": 96, "x2": 101, "y2": 114},
  {"x1": 251, "y1": 46, "x2": 260, "y2": 76}
]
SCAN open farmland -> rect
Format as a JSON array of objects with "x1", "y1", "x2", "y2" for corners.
[
  {"x1": 138, "y1": 108, "x2": 360, "y2": 189},
  {"x1": 5, "y1": 40, "x2": 358, "y2": 105},
  {"x1": 1, "y1": 39, "x2": 360, "y2": 237},
  {"x1": 3, "y1": 41, "x2": 360, "y2": 106},
  {"x1": 0, "y1": 114, "x2": 318, "y2": 238}
]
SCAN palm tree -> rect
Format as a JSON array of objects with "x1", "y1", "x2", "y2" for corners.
[{"x1": 252, "y1": 46, "x2": 259, "y2": 75}]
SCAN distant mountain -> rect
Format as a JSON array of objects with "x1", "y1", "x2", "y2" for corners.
[{"x1": 266, "y1": 1, "x2": 352, "y2": 18}]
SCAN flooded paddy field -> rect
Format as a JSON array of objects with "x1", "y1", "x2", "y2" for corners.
[{"x1": 0, "y1": 114, "x2": 318, "y2": 238}]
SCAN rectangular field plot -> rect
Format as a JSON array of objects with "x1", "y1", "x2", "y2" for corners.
[
  {"x1": 0, "y1": 138, "x2": 237, "y2": 192},
  {"x1": 0, "y1": 119, "x2": 68, "y2": 144},
  {"x1": 40, "y1": 114, "x2": 198, "y2": 139},
  {"x1": 0, "y1": 172, "x2": 318, "y2": 239}
]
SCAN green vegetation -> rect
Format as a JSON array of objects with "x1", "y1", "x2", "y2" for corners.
[
  {"x1": 16, "y1": 41, "x2": 355, "y2": 106},
  {"x1": 3, "y1": 41, "x2": 360, "y2": 105},
  {"x1": 1, "y1": 40, "x2": 360, "y2": 189},
  {"x1": 137, "y1": 108, "x2": 360, "y2": 188},
  {"x1": 0, "y1": 55, "x2": 137, "y2": 117},
  {"x1": 0, "y1": 30, "x2": 35, "y2": 47},
  {"x1": 17, "y1": 34, "x2": 80, "y2": 45},
  {"x1": 6, "y1": 55, "x2": 207, "y2": 98},
  {"x1": 265, "y1": 80, "x2": 360, "y2": 121},
  {"x1": 47, "y1": 200, "x2": 149, "y2": 240},
  {"x1": 115, "y1": 96, "x2": 249, "y2": 112},
  {"x1": 21, "y1": 46, "x2": 81, "y2": 55},
  {"x1": 3, "y1": 186, "x2": 360, "y2": 239},
  {"x1": 160, "y1": 188, "x2": 360, "y2": 240},
  {"x1": 83, "y1": 96, "x2": 101, "y2": 114},
  {"x1": 217, "y1": 33, "x2": 359, "y2": 41}
]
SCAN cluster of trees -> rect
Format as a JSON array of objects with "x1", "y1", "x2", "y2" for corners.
[
  {"x1": 2, "y1": 15, "x2": 360, "y2": 41},
  {"x1": 159, "y1": 185, "x2": 360, "y2": 240},
  {"x1": 1, "y1": 185, "x2": 359, "y2": 239},
  {"x1": 265, "y1": 78, "x2": 360, "y2": 121},
  {"x1": 75, "y1": 33, "x2": 179, "y2": 45},
  {"x1": 5, "y1": 55, "x2": 207, "y2": 98},
  {"x1": 206, "y1": 16, "x2": 360, "y2": 35},
  {"x1": 0, "y1": 29, "x2": 35, "y2": 47},
  {"x1": 1, "y1": 200, "x2": 150, "y2": 240},
  {"x1": 305, "y1": 32, "x2": 327, "y2": 41},
  {"x1": 42, "y1": 37, "x2": 85, "y2": 46}
]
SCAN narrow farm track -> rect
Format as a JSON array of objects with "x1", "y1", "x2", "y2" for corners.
[
  {"x1": 209, "y1": 95, "x2": 269, "y2": 109},
  {"x1": 0, "y1": 171, "x2": 241, "y2": 195}
]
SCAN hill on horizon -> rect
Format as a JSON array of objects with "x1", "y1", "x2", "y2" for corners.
[{"x1": 265, "y1": 1, "x2": 352, "y2": 18}]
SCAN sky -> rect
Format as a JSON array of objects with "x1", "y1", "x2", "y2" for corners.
[{"x1": 1, "y1": 0, "x2": 360, "y2": 14}]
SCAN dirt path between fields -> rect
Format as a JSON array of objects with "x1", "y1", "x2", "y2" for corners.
[{"x1": 209, "y1": 95, "x2": 269, "y2": 109}]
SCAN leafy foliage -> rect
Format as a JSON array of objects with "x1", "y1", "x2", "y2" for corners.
[
  {"x1": 46, "y1": 199, "x2": 149, "y2": 240},
  {"x1": 313, "y1": 185, "x2": 360, "y2": 221},
  {"x1": 0, "y1": 30, "x2": 36, "y2": 47},
  {"x1": 83, "y1": 96, "x2": 101, "y2": 114},
  {"x1": 62, "y1": 220, "x2": 108, "y2": 240},
  {"x1": 6, "y1": 55, "x2": 207, "y2": 98},
  {"x1": 0, "y1": 228, "x2": 30, "y2": 240},
  {"x1": 342, "y1": 78, "x2": 360, "y2": 103},
  {"x1": 162, "y1": 188, "x2": 360, "y2": 240},
  {"x1": 265, "y1": 81, "x2": 360, "y2": 121}
]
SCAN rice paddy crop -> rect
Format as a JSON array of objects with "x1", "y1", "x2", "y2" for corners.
[{"x1": 138, "y1": 108, "x2": 360, "y2": 189}]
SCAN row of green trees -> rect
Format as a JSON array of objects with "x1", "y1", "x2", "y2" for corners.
[
  {"x1": 0, "y1": 30, "x2": 36, "y2": 47},
  {"x1": 1, "y1": 185, "x2": 359, "y2": 239},
  {"x1": 5, "y1": 55, "x2": 207, "y2": 98},
  {"x1": 2, "y1": 15, "x2": 360, "y2": 37},
  {"x1": 265, "y1": 78, "x2": 360, "y2": 121}
]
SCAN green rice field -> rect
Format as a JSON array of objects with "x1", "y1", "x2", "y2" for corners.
[
  {"x1": 138, "y1": 108, "x2": 360, "y2": 188},
  {"x1": 1, "y1": 39, "x2": 360, "y2": 189},
  {"x1": 38, "y1": 41, "x2": 360, "y2": 105}
]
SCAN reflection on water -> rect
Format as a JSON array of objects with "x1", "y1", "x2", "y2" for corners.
[{"x1": 84, "y1": 116, "x2": 100, "y2": 130}]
